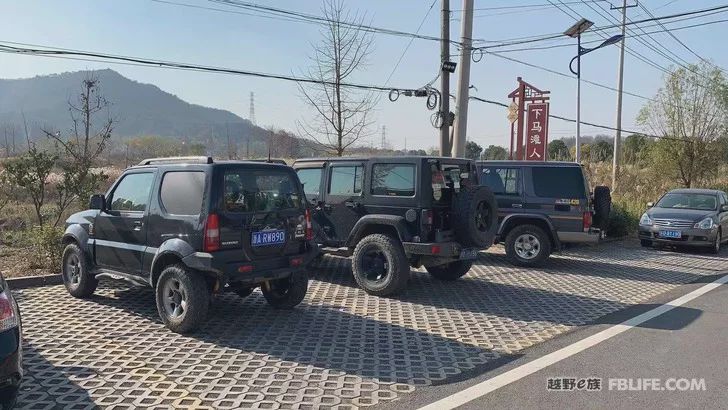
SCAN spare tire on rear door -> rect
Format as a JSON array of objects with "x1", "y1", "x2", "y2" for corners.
[
  {"x1": 451, "y1": 185, "x2": 498, "y2": 248},
  {"x1": 593, "y1": 185, "x2": 612, "y2": 231}
]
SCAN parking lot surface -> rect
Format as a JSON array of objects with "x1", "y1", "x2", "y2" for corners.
[{"x1": 13, "y1": 240, "x2": 728, "y2": 409}]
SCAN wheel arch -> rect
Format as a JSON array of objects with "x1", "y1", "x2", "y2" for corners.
[
  {"x1": 346, "y1": 215, "x2": 411, "y2": 247},
  {"x1": 499, "y1": 214, "x2": 560, "y2": 250},
  {"x1": 149, "y1": 238, "x2": 197, "y2": 286}
]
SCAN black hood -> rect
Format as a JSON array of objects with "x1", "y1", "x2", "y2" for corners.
[{"x1": 646, "y1": 207, "x2": 715, "y2": 221}]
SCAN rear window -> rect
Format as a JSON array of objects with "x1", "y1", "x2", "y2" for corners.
[
  {"x1": 160, "y1": 171, "x2": 205, "y2": 215},
  {"x1": 532, "y1": 167, "x2": 587, "y2": 198},
  {"x1": 371, "y1": 164, "x2": 415, "y2": 197},
  {"x1": 224, "y1": 169, "x2": 303, "y2": 213}
]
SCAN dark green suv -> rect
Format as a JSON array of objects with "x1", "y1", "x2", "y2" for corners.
[{"x1": 477, "y1": 161, "x2": 610, "y2": 266}]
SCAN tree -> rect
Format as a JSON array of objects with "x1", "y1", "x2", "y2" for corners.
[
  {"x1": 591, "y1": 140, "x2": 613, "y2": 162},
  {"x1": 1, "y1": 146, "x2": 56, "y2": 226},
  {"x1": 638, "y1": 62, "x2": 728, "y2": 187},
  {"x1": 482, "y1": 145, "x2": 508, "y2": 160},
  {"x1": 296, "y1": 0, "x2": 375, "y2": 156},
  {"x1": 464, "y1": 141, "x2": 483, "y2": 160},
  {"x1": 623, "y1": 134, "x2": 650, "y2": 164},
  {"x1": 548, "y1": 140, "x2": 570, "y2": 161},
  {"x1": 44, "y1": 75, "x2": 113, "y2": 206}
]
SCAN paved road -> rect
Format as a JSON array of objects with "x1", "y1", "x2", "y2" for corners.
[{"x1": 11, "y1": 240, "x2": 728, "y2": 409}]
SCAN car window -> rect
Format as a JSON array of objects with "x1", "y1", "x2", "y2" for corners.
[
  {"x1": 224, "y1": 169, "x2": 303, "y2": 213},
  {"x1": 296, "y1": 168, "x2": 323, "y2": 198},
  {"x1": 371, "y1": 164, "x2": 415, "y2": 197},
  {"x1": 532, "y1": 167, "x2": 587, "y2": 199},
  {"x1": 655, "y1": 193, "x2": 717, "y2": 211},
  {"x1": 482, "y1": 167, "x2": 519, "y2": 195},
  {"x1": 109, "y1": 173, "x2": 155, "y2": 212},
  {"x1": 160, "y1": 171, "x2": 205, "y2": 215},
  {"x1": 329, "y1": 166, "x2": 363, "y2": 196}
]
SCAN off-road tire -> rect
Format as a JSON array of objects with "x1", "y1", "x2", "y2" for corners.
[
  {"x1": 451, "y1": 185, "x2": 498, "y2": 248},
  {"x1": 0, "y1": 385, "x2": 18, "y2": 410},
  {"x1": 155, "y1": 264, "x2": 210, "y2": 334},
  {"x1": 352, "y1": 234, "x2": 410, "y2": 296},
  {"x1": 262, "y1": 271, "x2": 308, "y2": 309},
  {"x1": 640, "y1": 239, "x2": 653, "y2": 248},
  {"x1": 593, "y1": 185, "x2": 612, "y2": 231},
  {"x1": 505, "y1": 224, "x2": 552, "y2": 267},
  {"x1": 61, "y1": 243, "x2": 98, "y2": 298},
  {"x1": 425, "y1": 260, "x2": 474, "y2": 281}
]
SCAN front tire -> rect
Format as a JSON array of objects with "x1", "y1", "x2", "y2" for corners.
[
  {"x1": 262, "y1": 271, "x2": 308, "y2": 309},
  {"x1": 61, "y1": 243, "x2": 98, "y2": 298},
  {"x1": 504, "y1": 225, "x2": 552, "y2": 267},
  {"x1": 352, "y1": 234, "x2": 409, "y2": 296},
  {"x1": 710, "y1": 229, "x2": 721, "y2": 254},
  {"x1": 640, "y1": 239, "x2": 653, "y2": 248},
  {"x1": 155, "y1": 264, "x2": 210, "y2": 333},
  {"x1": 425, "y1": 260, "x2": 474, "y2": 281}
]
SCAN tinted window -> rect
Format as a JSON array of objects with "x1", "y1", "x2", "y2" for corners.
[
  {"x1": 532, "y1": 167, "x2": 586, "y2": 198},
  {"x1": 224, "y1": 169, "x2": 303, "y2": 212},
  {"x1": 329, "y1": 166, "x2": 363, "y2": 195},
  {"x1": 655, "y1": 193, "x2": 717, "y2": 210},
  {"x1": 297, "y1": 168, "x2": 323, "y2": 198},
  {"x1": 110, "y1": 173, "x2": 155, "y2": 212},
  {"x1": 160, "y1": 171, "x2": 205, "y2": 215},
  {"x1": 482, "y1": 167, "x2": 519, "y2": 195},
  {"x1": 371, "y1": 164, "x2": 415, "y2": 197}
]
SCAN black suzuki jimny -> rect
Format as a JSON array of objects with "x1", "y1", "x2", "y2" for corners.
[{"x1": 61, "y1": 157, "x2": 318, "y2": 333}]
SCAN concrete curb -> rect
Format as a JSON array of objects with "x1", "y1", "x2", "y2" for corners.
[{"x1": 6, "y1": 274, "x2": 62, "y2": 289}]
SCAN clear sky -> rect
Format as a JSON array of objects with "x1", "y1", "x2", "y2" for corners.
[{"x1": 0, "y1": 0, "x2": 726, "y2": 150}]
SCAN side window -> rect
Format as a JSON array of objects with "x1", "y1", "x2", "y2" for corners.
[
  {"x1": 482, "y1": 168, "x2": 519, "y2": 195},
  {"x1": 329, "y1": 165, "x2": 363, "y2": 196},
  {"x1": 371, "y1": 164, "x2": 415, "y2": 197},
  {"x1": 109, "y1": 173, "x2": 155, "y2": 212},
  {"x1": 532, "y1": 167, "x2": 587, "y2": 199},
  {"x1": 160, "y1": 171, "x2": 205, "y2": 215},
  {"x1": 296, "y1": 168, "x2": 323, "y2": 198}
]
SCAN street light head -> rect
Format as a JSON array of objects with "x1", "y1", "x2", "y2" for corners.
[
  {"x1": 441, "y1": 61, "x2": 457, "y2": 73},
  {"x1": 564, "y1": 18, "x2": 594, "y2": 38},
  {"x1": 600, "y1": 34, "x2": 624, "y2": 47}
]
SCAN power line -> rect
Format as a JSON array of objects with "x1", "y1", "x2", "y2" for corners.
[
  {"x1": 453, "y1": 0, "x2": 609, "y2": 12},
  {"x1": 384, "y1": 0, "x2": 437, "y2": 86}
]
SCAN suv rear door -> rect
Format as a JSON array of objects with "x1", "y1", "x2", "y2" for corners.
[
  {"x1": 525, "y1": 165, "x2": 588, "y2": 232},
  {"x1": 319, "y1": 161, "x2": 366, "y2": 246},
  {"x1": 94, "y1": 170, "x2": 156, "y2": 274}
]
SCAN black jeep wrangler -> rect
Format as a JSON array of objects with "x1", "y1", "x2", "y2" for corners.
[
  {"x1": 293, "y1": 156, "x2": 498, "y2": 296},
  {"x1": 61, "y1": 156, "x2": 318, "y2": 333},
  {"x1": 476, "y1": 160, "x2": 610, "y2": 266}
]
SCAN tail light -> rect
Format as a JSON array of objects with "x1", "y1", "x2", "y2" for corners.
[
  {"x1": 290, "y1": 257, "x2": 304, "y2": 267},
  {"x1": 204, "y1": 213, "x2": 220, "y2": 252},
  {"x1": 583, "y1": 211, "x2": 593, "y2": 232},
  {"x1": 304, "y1": 209, "x2": 314, "y2": 241},
  {"x1": 0, "y1": 290, "x2": 18, "y2": 331}
]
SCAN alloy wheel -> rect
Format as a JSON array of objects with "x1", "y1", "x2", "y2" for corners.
[
  {"x1": 514, "y1": 233, "x2": 541, "y2": 260},
  {"x1": 163, "y1": 278, "x2": 187, "y2": 319}
]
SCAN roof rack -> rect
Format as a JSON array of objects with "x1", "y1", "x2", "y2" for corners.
[{"x1": 137, "y1": 156, "x2": 213, "y2": 166}]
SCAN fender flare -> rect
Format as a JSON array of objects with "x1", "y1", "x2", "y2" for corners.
[
  {"x1": 498, "y1": 213, "x2": 561, "y2": 249},
  {"x1": 62, "y1": 224, "x2": 91, "y2": 253},
  {"x1": 149, "y1": 238, "x2": 198, "y2": 284},
  {"x1": 346, "y1": 215, "x2": 411, "y2": 247}
]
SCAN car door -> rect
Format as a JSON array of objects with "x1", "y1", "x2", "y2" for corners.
[
  {"x1": 295, "y1": 164, "x2": 327, "y2": 243},
  {"x1": 525, "y1": 166, "x2": 586, "y2": 232},
  {"x1": 320, "y1": 162, "x2": 365, "y2": 246},
  {"x1": 481, "y1": 166, "x2": 522, "y2": 223},
  {"x1": 94, "y1": 171, "x2": 156, "y2": 275}
]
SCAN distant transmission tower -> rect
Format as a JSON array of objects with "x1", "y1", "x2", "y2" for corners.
[
  {"x1": 249, "y1": 92, "x2": 256, "y2": 125},
  {"x1": 380, "y1": 125, "x2": 386, "y2": 149}
]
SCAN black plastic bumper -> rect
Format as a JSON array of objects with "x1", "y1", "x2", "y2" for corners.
[{"x1": 402, "y1": 241, "x2": 466, "y2": 258}]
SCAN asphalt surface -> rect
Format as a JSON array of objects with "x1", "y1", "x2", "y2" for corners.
[{"x1": 397, "y1": 274, "x2": 728, "y2": 410}]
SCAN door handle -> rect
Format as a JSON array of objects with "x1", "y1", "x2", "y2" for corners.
[
  {"x1": 323, "y1": 204, "x2": 332, "y2": 212},
  {"x1": 133, "y1": 220, "x2": 143, "y2": 231},
  {"x1": 345, "y1": 201, "x2": 359, "y2": 209},
  {"x1": 512, "y1": 204, "x2": 523, "y2": 208}
]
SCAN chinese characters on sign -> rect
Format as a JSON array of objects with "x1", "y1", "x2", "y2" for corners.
[{"x1": 525, "y1": 102, "x2": 549, "y2": 161}]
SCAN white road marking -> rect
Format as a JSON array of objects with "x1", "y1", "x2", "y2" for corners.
[{"x1": 419, "y1": 274, "x2": 728, "y2": 410}]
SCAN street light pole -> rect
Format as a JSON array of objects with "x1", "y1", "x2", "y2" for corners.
[{"x1": 440, "y1": 0, "x2": 451, "y2": 157}]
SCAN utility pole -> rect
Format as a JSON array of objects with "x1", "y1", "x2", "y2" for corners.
[
  {"x1": 452, "y1": 0, "x2": 474, "y2": 158},
  {"x1": 439, "y1": 0, "x2": 451, "y2": 156},
  {"x1": 612, "y1": 0, "x2": 634, "y2": 192}
]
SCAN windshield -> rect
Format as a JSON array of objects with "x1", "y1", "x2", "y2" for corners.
[
  {"x1": 224, "y1": 169, "x2": 303, "y2": 212},
  {"x1": 655, "y1": 193, "x2": 717, "y2": 211}
]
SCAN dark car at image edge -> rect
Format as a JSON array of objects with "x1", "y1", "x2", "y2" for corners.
[
  {"x1": 0, "y1": 272, "x2": 22, "y2": 410},
  {"x1": 61, "y1": 156, "x2": 318, "y2": 333}
]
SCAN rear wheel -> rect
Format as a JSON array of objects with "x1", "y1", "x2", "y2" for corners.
[
  {"x1": 352, "y1": 234, "x2": 409, "y2": 296},
  {"x1": 262, "y1": 271, "x2": 308, "y2": 309},
  {"x1": 640, "y1": 239, "x2": 653, "y2": 248},
  {"x1": 425, "y1": 260, "x2": 474, "y2": 281},
  {"x1": 155, "y1": 265, "x2": 210, "y2": 333},
  {"x1": 505, "y1": 225, "x2": 552, "y2": 267},
  {"x1": 61, "y1": 243, "x2": 98, "y2": 298},
  {"x1": 0, "y1": 385, "x2": 18, "y2": 410}
]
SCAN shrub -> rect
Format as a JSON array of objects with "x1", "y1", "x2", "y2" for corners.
[
  {"x1": 28, "y1": 225, "x2": 64, "y2": 269},
  {"x1": 606, "y1": 202, "x2": 639, "y2": 238}
]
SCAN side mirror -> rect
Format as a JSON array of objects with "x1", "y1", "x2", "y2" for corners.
[
  {"x1": 721, "y1": 204, "x2": 728, "y2": 212},
  {"x1": 646, "y1": 201, "x2": 654, "y2": 208},
  {"x1": 89, "y1": 194, "x2": 106, "y2": 210}
]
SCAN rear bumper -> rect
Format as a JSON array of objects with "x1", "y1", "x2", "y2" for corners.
[
  {"x1": 639, "y1": 226, "x2": 717, "y2": 247},
  {"x1": 182, "y1": 242, "x2": 319, "y2": 284},
  {"x1": 402, "y1": 241, "x2": 466, "y2": 258}
]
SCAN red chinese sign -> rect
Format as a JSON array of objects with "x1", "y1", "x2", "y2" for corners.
[{"x1": 525, "y1": 102, "x2": 549, "y2": 161}]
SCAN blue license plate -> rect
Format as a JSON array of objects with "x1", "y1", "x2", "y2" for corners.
[
  {"x1": 251, "y1": 230, "x2": 286, "y2": 246},
  {"x1": 659, "y1": 229, "x2": 682, "y2": 239}
]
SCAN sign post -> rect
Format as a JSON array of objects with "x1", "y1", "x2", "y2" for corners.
[{"x1": 507, "y1": 78, "x2": 550, "y2": 160}]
